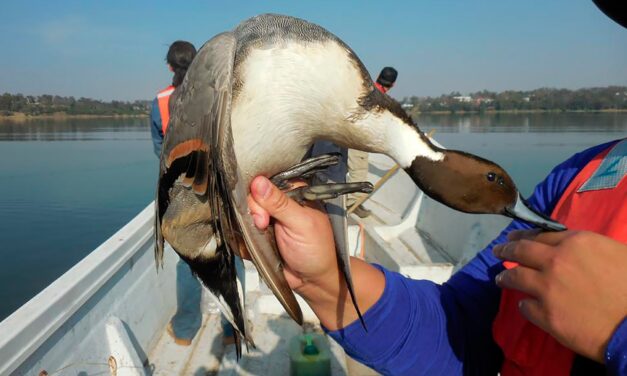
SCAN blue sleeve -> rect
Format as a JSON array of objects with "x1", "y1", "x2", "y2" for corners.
[
  {"x1": 325, "y1": 141, "x2": 618, "y2": 375},
  {"x1": 150, "y1": 97, "x2": 164, "y2": 157},
  {"x1": 607, "y1": 317, "x2": 627, "y2": 376}
]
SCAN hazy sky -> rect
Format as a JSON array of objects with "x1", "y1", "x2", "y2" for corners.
[{"x1": 1, "y1": 1, "x2": 626, "y2": 101}]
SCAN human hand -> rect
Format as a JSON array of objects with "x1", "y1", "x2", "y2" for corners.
[
  {"x1": 248, "y1": 175, "x2": 385, "y2": 329},
  {"x1": 493, "y1": 230, "x2": 627, "y2": 362},
  {"x1": 247, "y1": 176, "x2": 340, "y2": 295}
]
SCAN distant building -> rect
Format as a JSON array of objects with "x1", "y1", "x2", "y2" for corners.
[
  {"x1": 474, "y1": 97, "x2": 494, "y2": 105},
  {"x1": 453, "y1": 95, "x2": 472, "y2": 102},
  {"x1": 401, "y1": 103, "x2": 414, "y2": 109}
]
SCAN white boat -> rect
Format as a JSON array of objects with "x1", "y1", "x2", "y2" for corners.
[{"x1": 0, "y1": 151, "x2": 511, "y2": 376}]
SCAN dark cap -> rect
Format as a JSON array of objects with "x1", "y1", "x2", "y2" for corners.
[{"x1": 376, "y1": 67, "x2": 398, "y2": 87}]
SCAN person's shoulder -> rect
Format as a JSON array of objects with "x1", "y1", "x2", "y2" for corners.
[
  {"x1": 573, "y1": 139, "x2": 621, "y2": 159},
  {"x1": 560, "y1": 139, "x2": 623, "y2": 170},
  {"x1": 527, "y1": 138, "x2": 623, "y2": 212}
]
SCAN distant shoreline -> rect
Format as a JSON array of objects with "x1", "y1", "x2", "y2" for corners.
[
  {"x1": 2, "y1": 109, "x2": 626, "y2": 121},
  {"x1": 0, "y1": 112, "x2": 149, "y2": 121},
  {"x1": 412, "y1": 109, "x2": 627, "y2": 115}
]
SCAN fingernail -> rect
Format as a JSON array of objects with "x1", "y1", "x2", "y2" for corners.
[
  {"x1": 257, "y1": 177, "x2": 271, "y2": 199},
  {"x1": 252, "y1": 213, "x2": 263, "y2": 228},
  {"x1": 495, "y1": 272, "x2": 503, "y2": 285}
]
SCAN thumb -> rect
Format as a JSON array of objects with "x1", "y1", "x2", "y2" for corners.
[{"x1": 250, "y1": 176, "x2": 307, "y2": 225}]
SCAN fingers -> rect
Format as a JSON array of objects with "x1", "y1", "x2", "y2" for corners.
[
  {"x1": 518, "y1": 298, "x2": 548, "y2": 333},
  {"x1": 495, "y1": 265, "x2": 545, "y2": 297},
  {"x1": 250, "y1": 176, "x2": 310, "y2": 226},
  {"x1": 533, "y1": 230, "x2": 576, "y2": 246},
  {"x1": 507, "y1": 228, "x2": 575, "y2": 245},
  {"x1": 493, "y1": 238, "x2": 553, "y2": 270}
]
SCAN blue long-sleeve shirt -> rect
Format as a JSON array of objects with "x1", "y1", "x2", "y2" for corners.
[
  {"x1": 327, "y1": 140, "x2": 627, "y2": 375},
  {"x1": 150, "y1": 97, "x2": 164, "y2": 157}
]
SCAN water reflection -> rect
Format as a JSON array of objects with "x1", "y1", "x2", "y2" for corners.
[
  {"x1": 416, "y1": 112, "x2": 627, "y2": 133},
  {"x1": 0, "y1": 117, "x2": 150, "y2": 141},
  {"x1": 0, "y1": 117, "x2": 156, "y2": 321},
  {"x1": 0, "y1": 113, "x2": 624, "y2": 322}
]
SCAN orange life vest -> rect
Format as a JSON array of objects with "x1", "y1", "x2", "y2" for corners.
[
  {"x1": 157, "y1": 85, "x2": 175, "y2": 134},
  {"x1": 493, "y1": 139, "x2": 627, "y2": 375}
]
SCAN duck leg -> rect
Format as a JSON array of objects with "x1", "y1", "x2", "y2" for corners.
[
  {"x1": 270, "y1": 153, "x2": 373, "y2": 200},
  {"x1": 286, "y1": 182, "x2": 373, "y2": 203},
  {"x1": 269, "y1": 152, "x2": 371, "y2": 330},
  {"x1": 270, "y1": 153, "x2": 342, "y2": 189}
]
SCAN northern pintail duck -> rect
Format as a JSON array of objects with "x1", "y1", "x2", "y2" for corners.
[{"x1": 155, "y1": 13, "x2": 565, "y2": 355}]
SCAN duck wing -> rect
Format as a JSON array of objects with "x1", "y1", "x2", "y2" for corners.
[
  {"x1": 156, "y1": 31, "x2": 302, "y2": 338},
  {"x1": 155, "y1": 32, "x2": 254, "y2": 353}
]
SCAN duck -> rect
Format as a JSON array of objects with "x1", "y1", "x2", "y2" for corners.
[{"x1": 155, "y1": 13, "x2": 565, "y2": 356}]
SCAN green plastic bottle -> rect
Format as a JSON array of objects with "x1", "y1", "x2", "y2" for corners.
[{"x1": 288, "y1": 333, "x2": 332, "y2": 376}]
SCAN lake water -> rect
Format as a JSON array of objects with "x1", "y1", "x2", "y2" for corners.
[{"x1": 0, "y1": 113, "x2": 625, "y2": 320}]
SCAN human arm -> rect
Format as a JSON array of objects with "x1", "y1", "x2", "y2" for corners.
[
  {"x1": 150, "y1": 98, "x2": 164, "y2": 157},
  {"x1": 247, "y1": 141, "x2": 618, "y2": 374},
  {"x1": 494, "y1": 230, "x2": 627, "y2": 373}
]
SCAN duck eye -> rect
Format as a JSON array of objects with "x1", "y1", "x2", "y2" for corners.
[{"x1": 486, "y1": 172, "x2": 496, "y2": 182}]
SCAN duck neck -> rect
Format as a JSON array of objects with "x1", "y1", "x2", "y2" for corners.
[
  {"x1": 348, "y1": 110, "x2": 445, "y2": 166},
  {"x1": 405, "y1": 153, "x2": 460, "y2": 211}
]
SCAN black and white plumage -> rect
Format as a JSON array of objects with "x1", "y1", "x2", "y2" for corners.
[{"x1": 155, "y1": 14, "x2": 565, "y2": 356}]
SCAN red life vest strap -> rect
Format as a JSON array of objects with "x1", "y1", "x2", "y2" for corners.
[{"x1": 374, "y1": 82, "x2": 388, "y2": 94}]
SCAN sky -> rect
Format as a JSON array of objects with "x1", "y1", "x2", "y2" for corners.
[{"x1": 1, "y1": 1, "x2": 626, "y2": 101}]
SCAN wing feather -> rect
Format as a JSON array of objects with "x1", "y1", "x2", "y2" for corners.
[{"x1": 154, "y1": 33, "x2": 255, "y2": 350}]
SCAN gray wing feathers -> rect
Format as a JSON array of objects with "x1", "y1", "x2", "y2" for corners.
[{"x1": 155, "y1": 33, "x2": 237, "y2": 267}]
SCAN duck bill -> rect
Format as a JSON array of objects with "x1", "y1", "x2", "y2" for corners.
[{"x1": 504, "y1": 194, "x2": 567, "y2": 231}]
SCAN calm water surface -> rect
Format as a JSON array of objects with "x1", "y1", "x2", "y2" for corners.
[{"x1": 0, "y1": 113, "x2": 625, "y2": 320}]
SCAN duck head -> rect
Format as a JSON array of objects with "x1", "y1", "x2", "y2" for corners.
[
  {"x1": 408, "y1": 149, "x2": 566, "y2": 231},
  {"x1": 348, "y1": 90, "x2": 565, "y2": 231}
]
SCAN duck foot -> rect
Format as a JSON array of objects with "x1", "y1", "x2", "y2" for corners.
[
  {"x1": 286, "y1": 182, "x2": 373, "y2": 203},
  {"x1": 270, "y1": 153, "x2": 342, "y2": 190}
]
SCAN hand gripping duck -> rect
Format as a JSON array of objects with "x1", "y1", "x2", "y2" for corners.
[{"x1": 155, "y1": 14, "x2": 565, "y2": 355}]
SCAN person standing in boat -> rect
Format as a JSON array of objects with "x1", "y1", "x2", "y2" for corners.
[
  {"x1": 151, "y1": 40, "x2": 196, "y2": 156},
  {"x1": 347, "y1": 66, "x2": 398, "y2": 218},
  {"x1": 248, "y1": 135, "x2": 627, "y2": 375},
  {"x1": 150, "y1": 41, "x2": 204, "y2": 347},
  {"x1": 374, "y1": 66, "x2": 398, "y2": 94}
]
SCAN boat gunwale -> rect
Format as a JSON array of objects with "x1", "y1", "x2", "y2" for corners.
[{"x1": 0, "y1": 202, "x2": 156, "y2": 375}]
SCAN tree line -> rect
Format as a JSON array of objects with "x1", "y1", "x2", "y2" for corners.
[
  {"x1": 0, "y1": 93, "x2": 151, "y2": 116},
  {"x1": 401, "y1": 86, "x2": 627, "y2": 114},
  {"x1": 2, "y1": 86, "x2": 626, "y2": 117}
]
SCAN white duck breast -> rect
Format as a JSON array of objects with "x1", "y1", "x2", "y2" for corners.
[{"x1": 231, "y1": 40, "x2": 367, "y2": 180}]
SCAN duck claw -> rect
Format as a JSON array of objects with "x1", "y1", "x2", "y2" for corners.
[
  {"x1": 286, "y1": 182, "x2": 373, "y2": 204},
  {"x1": 270, "y1": 153, "x2": 342, "y2": 190}
]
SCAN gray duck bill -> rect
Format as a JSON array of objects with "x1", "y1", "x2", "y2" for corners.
[{"x1": 504, "y1": 194, "x2": 567, "y2": 232}]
